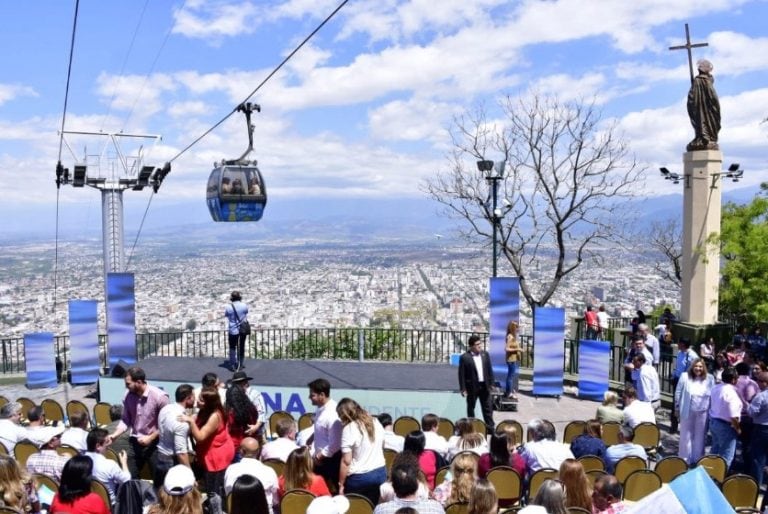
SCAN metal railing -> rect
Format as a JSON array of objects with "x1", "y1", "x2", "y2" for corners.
[{"x1": 1, "y1": 327, "x2": 677, "y2": 394}]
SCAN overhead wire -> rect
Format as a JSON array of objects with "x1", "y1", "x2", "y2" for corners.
[
  {"x1": 53, "y1": 0, "x2": 81, "y2": 318},
  {"x1": 126, "y1": 0, "x2": 350, "y2": 267}
]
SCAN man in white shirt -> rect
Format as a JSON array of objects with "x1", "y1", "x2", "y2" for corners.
[
  {"x1": 520, "y1": 419, "x2": 574, "y2": 477},
  {"x1": 623, "y1": 335, "x2": 653, "y2": 384},
  {"x1": 377, "y1": 413, "x2": 405, "y2": 452},
  {"x1": 622, "y1": 386, "x2": 656, "y2": 428},
  {"x1": 225, "y1": 437, "x2": 279, "y2": 512},
  {"x1": 85, "y1": 428, "x2": 131, "y2": 504},
  {"x1": 638, "y1": 323, "x2": 660, "y2": 366},
  {"x1": 633, "y1": 353, "x2": 660, "y2": 410},
  {"x1": 307, "y1": 378, "x2": 342, "y2": 492},
  {"x1": 261, "y1": 417, "x2": 298, "y2": 462},
  {"x1": 60, "y1": 410, "x2": 89, "y2": 452},
  {"x1": 156, "y1": 384, "x2": 195, "y2": 487},
  {"x1": 0, "y1": 403, "x2": 32, "y2": 451},
  {"x1": 420, "y1": 413, "x2": 449, "y2": 457}
]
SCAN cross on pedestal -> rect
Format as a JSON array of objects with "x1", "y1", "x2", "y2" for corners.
[{"x1": 669, "y1": 23, "x2": 709, "y2": 84}]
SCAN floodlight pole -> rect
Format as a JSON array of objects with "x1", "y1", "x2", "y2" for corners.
[{"x1": 479, "y1": 160, "x2": 505, "y2": 278}]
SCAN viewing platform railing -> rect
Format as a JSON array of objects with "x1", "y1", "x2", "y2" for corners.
[{"x1": 0, "y1": 327, "x2": 677, "y2": 395}]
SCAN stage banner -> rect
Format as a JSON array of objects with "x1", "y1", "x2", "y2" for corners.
[
  {"x1": 106, "y1": 273, "x2": 137, "y2": 368},
  {"x1": 489, "y1": 278, "x2": 520, "y2": 382},
  {"x1": 533, "y1": 307, "x2": 565, "y2": 397},
  {"x1": 578, "y1": 338, "x2": 610, "y2": 401},
  {"x1": 24, "y1": 332, "x2": 57, "y2": 389},
  {"x1": 69, "y1": 300, "x2": 100, "y2": 384}
]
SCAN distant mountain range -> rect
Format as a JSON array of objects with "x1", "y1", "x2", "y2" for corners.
[{"x1": 1, "y1": 185, "x2": 761, "y2": 244}]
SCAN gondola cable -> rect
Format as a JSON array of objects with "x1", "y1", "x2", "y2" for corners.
[{"x1": 53, "y1": 0, "x2": 81, "y2": 317}]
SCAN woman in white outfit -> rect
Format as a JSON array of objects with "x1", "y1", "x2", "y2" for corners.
[{"x1": 675, "y1": 358, "x2": 715, "y2": 464}]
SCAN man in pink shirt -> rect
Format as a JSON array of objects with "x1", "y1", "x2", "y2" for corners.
[
  {"x1": 708, "y1": 367, "x2": 742, "y2": 469},
  {"x1": 109, "y1": 366, "x2": 169, "y2": 478},
  {"x1": 735, "y1": 362, "x2": 760, "y2": 467}
]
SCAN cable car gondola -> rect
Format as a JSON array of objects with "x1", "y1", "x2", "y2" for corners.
[{"x1": 206, "y1": 102, "x2": 267, "y2": 222}]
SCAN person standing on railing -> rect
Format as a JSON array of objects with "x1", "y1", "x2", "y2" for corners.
[{"x1": 225, "y1": 291, "x2": 249, "y2": 372}]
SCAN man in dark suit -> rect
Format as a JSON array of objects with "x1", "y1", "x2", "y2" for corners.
[{"x1": 458, "y1": 334, "x2": 495, "y2": 430}]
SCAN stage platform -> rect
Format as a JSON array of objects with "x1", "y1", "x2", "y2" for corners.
[{"x1": 98, "y1": 357, "x2": 468, "y2": 421}]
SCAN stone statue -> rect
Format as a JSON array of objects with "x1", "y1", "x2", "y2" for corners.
[{"x1": 687, "y1": 59, "x2": 721, "y2": 151}]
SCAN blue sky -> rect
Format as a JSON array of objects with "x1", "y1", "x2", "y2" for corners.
[{"x1": 1, "y1": 0, "x2": 767, "y2": 236}]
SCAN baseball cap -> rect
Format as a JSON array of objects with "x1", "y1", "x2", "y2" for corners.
[
  {"x1": 306, "y1": 495, "x2": 350, "y2": 514},
  {"x1": 163, "y1": 465, "x2": 196, "y2": 496}
]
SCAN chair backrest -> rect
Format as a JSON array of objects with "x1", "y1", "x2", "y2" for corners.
[
  {"x1": 435, "y1": 466, "x2": 450, "y2": 487},
  {"x1": 104, "y1": 447, "x2": 120, "y2": 464},
  {"x1": 0, "y1": 395, "x2": 9, "y2": 409},
  {"x1": 496, "y1": 420, "x2": 524, "y2": 445},
  {"x1": 91, "y1": 479, "x2": 112, "y2": 508},
  {"x1": 0, "y1": 442, "x2": 7, "y2": 456},
  {"x1": 13, "y1": 441, "x2": 39, "y2": 468},
  {"x1": 486, "y1": 466, "x2": 522, "y2": 507},
  {"x1": 16, "y1": 397, "x2": 36, "y2": 420},
  {"x1": 32, "y1": 473, "x2": 60, "y2": 493},
  {"x1": 585, "y1": 469, "x2": 607, "y2": 488},
  {"x1": 281, "y1": 489, "x2": 316, "y2": 514},
  {"x1": 614, "y1": 455, "x2": 647, "y2": 484},
  {"x1": 696, "y1": 454, "x2": 728, "y2": 484},
  {"x1": 383, "y1": 448, "x2": 398, "y2": 474},
  {"x1": 633, "y1": 422, "x2": 660, "y2": 451},
  {"x1": 563, "y1": 421, "x2": 587, "y2": 444},
  {"x1": 722, "y1": 474, "x2": 759, "y2": 510},
  {"x1": 528, "y1": 468, "x2": 559, "y2": 500},
  {"x1": 469, "y1": 418, "x2": 487, "y2": 436},
  {"x1": 345, "y1": 493, "x2": 374, "y2": 514},
  {"x1": 622, "y1": 469, "x2": 662, "y2": 502},
  {"x1": 65, "y1": 400, "x2": 91, "y2": 427},
  {"x1": 601, "y1": 422, "x2": 621, "y2": 446},
  {"x1": 393, "y1": 416, "x2": 420, "y2": 437},
  {"x1": 57, "y1": 445, "x2": 80, "y2": 458},
  {"x1": 263, "y1": 458, "x2": 285, "y2": 476},
  {"x1": 41, "y1": 399, "x2": 65, "y2": 424},
  {"x1": 297, "y1": 412, "x2": 314, "y2": 431},
  {"x1": 654, "y1": 456, "x2": 688, "y2": 483},
  {"x1": 268, "y1": 411, "x2": 295, "y2": 439},
  {"x1": 438, "y1": 418, "x2": 455, "y2": 440},
  {"x1": 445, "y1": 502, "x2": 469, "y2": 514},
  {"x1": 93, "y1": 402, "x2": 113, "y2": 427},
  {"x1": 577, "y1": 455, "x2": 605, "y2": 473}
]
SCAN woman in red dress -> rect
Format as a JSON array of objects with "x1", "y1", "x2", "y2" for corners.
[{"x1": 179, "y1": 387, "x2": 235, "y2": 504}]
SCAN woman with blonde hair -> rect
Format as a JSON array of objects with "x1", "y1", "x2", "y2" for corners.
[
  {"x1": 278, "y1": 446, "x2": 330, "y2": 498},
  {"x1": 432, "y1": 452, "x2": 478, "y2": 506},
  {"x1": 336, "y1": 397, "x2": 386, "y2": 504},
  {"x1": 0, "y1": 455, "x2": 39, "y2": 513},
  {"x1": 505, "y1": 320, "x2": 522, "y2": 399},
  {"x1": 148, "y1": 465, "x2": 203, "y2": 514},
  {"x1": 558, "y1": 459, "x2": 591, "y2": 511},
  {"x1": 467, "y1": 478, "x2": 498, "y2": 514},
  {"x1": 675, "y1": 357, "x2": 715, "y2": 464},
  {"x1": 595, "y1": 391, "x2": 623, "y2": 423},
  {"x1": 447, "y1": 418, "x2": 488, "y2": 460}
]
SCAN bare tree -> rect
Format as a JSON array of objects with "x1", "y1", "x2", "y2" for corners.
[
  {"x1": 424, "y1": 94, "x2": 645, "y2": 309},
  {"x1": 645, "y1": 218, "x2": 683, "y2": 288}
]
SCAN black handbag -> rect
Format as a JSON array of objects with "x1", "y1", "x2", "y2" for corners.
[{"x1": 231, "y1": 303, "x2": 251, "y2": 336}]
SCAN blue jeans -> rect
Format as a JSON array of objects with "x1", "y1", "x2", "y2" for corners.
[
  {"x1": 710, "y1": 417, "x2": 738, "y2": 468},
  {"x1": 505, "y1": 361, "x2": 519, "y2": 396},
  {"x1": 750, "y1": 424, "x2": 768, "y2": 488},
  {"x1": 344, "y1": 466, "x2": 386, "y2": 505}
]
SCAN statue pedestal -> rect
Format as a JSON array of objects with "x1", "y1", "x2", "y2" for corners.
[{"x1": 681, "y1": 150, "x2": 722, "y2": 325}]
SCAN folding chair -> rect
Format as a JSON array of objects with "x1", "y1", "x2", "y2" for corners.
[
  {"x1": 40, "y1": 399, "x2": 65, "y2": 425},
  {"x1": 577, "y1": 455, "x2": 605, "y2": 473},
  {"x1": 654, "y1": 456, "x2": 688, "y2": 483},
  {"x1": 633, "y1": 422, "x2": 660, "y2": 458},
  {"x1": 345, "y1": 493, "x2": 375, "y2": 514},
  {"x1": 297, "y1": 412, "x2": 314, "y2": 431},
  {"x1": 601, "y1": 421, "x2": 621, "y2": 446},
  {"x1": 486, "y1": 465, "x2": 522, "y2": 507},
  {"x1": 722, "y1": 474, "x2": 759, "y2": 510},
  {"x1": 268, "y1": 411, "x2": 294, "y2": 439},
  {"x1": 393, "y1": 416, "x2": 420, "y2": 437},
  {"x1": 469, "y1": 418, "x2": 487, "y2": 436},
  {"x1": 90, "y1": 479, "x2": 111, "y2": 509},
  {"x1": 696, "y1": 454, "x2": 727, "y2": 484},
  {"x1": 563, "y1": 421, "x2": 587, "y2": 444},
  {"x1": 280, "y1": 489, "x2": 316, "y2": 514},
  {"x1": 65, "y1": 400, "x2": 91, "y2": 427},
  {"x1": 13, "y1": 441, "x2": 39, "y2": 468},
  {"x1": 622, "y1": 469, "x2": 662, "y2": 502},
  {"x1": 528, "y1": 468, "x2": 559, "y2": 500},
  {"x1": 438, "y1": 417, "x2": 455, "y2": 440},
  {"x1": 614, "y1": 455, "x2": 646, "y2": 484},
  {"x1": 93, "y1": 402, "x2": 113, "y2": 427}
]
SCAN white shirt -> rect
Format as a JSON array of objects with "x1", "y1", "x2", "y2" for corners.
[
  {"x1": 644, "y1": 334, "x2": 661, "y2": 365},
  {"x1": 0, "y1": 420, "x2": 32, "y2": 451},
  {"x1": 60, "y1": 427, "x2": 88, "y2": 452},
  {"x1": 622, "y1": 400, "x2": 656, "y2": 428},
  {"x1": 423, "y1": 430, "x2": 449, "y2": 458},
  {"x1": 382, "y1": 430, "x2": 405, "y2": 452},
  {"x1": 85, "y1": 451, "x2": 131, "y2": 503},
  {"x1": 157, "y1": 403, "x2": 190, "y2": 457},
  {"x1": 597, "y1": 311, "x2": 609, "y2": 329},
  {"x1": 636, "y1": 364, "x2": 660, "y2": 403},
  {"x1": 472, "y1": 353, "x2": 485, "y2": 382},
  {"x1": 521, "y1": 440, "x2": 574, "y2": 474},
  {"x1": 246, "y1": 386, "x2": 266, "y2": 424},
  {"x1": 224, "y1": 457, "x2": 278, "y2": 512},
  {"x1": 313, "y1": 399, "x2": 342, "y2": 458},
  {"x1": 341, "y1": 419, "x2": 386, "y2": 475},
  {"x1": 260, "y1": 437, "x2": 298, "y2": 462}
]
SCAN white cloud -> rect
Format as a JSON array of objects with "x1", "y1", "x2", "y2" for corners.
[
  {"x1": 368, "y1": 98, "x2": 458, "y2": 142},
  {"x1": 167, "y1": 100, "x2": 211, "y2": 118},
  {"x1": 172, "y1": 1, "x2": 261, "y2": 40},
  {"x1": 0, "y1": 84, "x2": 37, "y2": 106}
]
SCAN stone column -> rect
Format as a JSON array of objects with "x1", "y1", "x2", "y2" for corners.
[{"x1": 681, "y1": 150, "x2": 722, "y2": 325}]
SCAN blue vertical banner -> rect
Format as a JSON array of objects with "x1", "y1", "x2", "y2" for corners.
[
  {"x1": 533, "y1": 307, "x2": 565, "y2": 397},
  {"x1": 489, "y1": 278, "x2": 520, "y2": 381},
  {"x1": 106, "y1": 273, "x2": 137, "y2": 368},
  {"x1": 69, "y1": 300, "x2": 100, "y2": 384},
  {"x1": 577, "y1": 338, "x2": 611, "y2": 401},
  {"x1": 24, "y1": 332, "x2": 57, "y2": 389}
]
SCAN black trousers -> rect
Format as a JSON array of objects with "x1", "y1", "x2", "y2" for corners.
[
  {"x1": 314, "y1": 451, "x2": 342, "y2": 494},
  {"x1": 228, "y1": 333, "x2": 247, "y2": 367},
  {"x1": 127, "y1": 438, "x2": 158, "y2": 480},
  {"x1": 466, "y1": 383, "x2": 494, "y2": 431}
]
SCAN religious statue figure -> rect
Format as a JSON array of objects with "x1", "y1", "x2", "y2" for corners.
[{"x1": 686, "y1": 59, "x2": 721, "y2": 151}]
